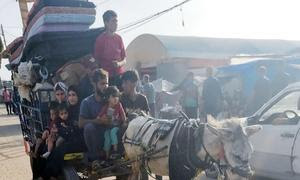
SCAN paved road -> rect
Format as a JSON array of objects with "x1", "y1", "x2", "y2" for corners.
[{"x1": 0, "y1": 104, "x2": 213, "y2": 180}]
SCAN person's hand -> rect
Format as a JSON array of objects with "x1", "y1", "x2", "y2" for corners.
[
  {"x1": 122, "y1": 121, "x2": 128, "y2": 128},
  {"x1": 96, "y1": 115, "x2": 111, "y2": 125},
  {"x1": 51, "y1": 127, "x2": 58, "y2": 133},
  {"x1": 112, "y1": 61, "x2": 120, "y2": 68},
  {"x1": 30, "y1": 151, "x2": 37, "y2": 158},
  {"x1": 42, "y1": 130, "x2": 50, "y2": 139},
  {"x1": 61, "y1": 122, "x2": 67, "y2": 128}
]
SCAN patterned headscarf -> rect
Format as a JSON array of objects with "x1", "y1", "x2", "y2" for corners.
[{"x1": 54, "y1": 82, "x2": 68, "y2": 94}]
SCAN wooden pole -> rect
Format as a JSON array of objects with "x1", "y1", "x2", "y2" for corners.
[
  {"x1": 1, "y1": 24, "x2": 7, "y2": 49},
  {"x1": 18, "y1": 0, "x2": 29, "y2": 31}
]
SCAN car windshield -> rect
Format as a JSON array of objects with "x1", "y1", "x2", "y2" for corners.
[{"x1": 260, "y1": 90, "x2": 300, "y2": 121}]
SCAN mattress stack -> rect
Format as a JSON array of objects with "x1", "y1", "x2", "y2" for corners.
[
  {"x1": 24, "y1": 0, "x2": 96, "y2": 41},
  {"x1": 7, "y1": 0, "x2": 104, "y2": 74},
  {"x1": 5, "y1": 0, "x2": 106, "y2": 101}
]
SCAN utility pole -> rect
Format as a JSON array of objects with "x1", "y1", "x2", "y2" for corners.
[{"x1": 1, "y1": 24, "x2": 7, "y2": 49}]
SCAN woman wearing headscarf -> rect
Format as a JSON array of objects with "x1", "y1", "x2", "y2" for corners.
[
  {"x1": 67, "y1": 85, "x2": 81, "y2": 127},
  {"x1": 54, "y1": 82, "x2": 68, "y2": 104}
]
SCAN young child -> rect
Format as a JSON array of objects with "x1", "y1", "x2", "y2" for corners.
[
  {"x1": 41, "y1": 121, "x2": 58, "y2": 158},
  {"x1": 42, "y1": 103, "x2": 73, "y2": 158},
  {"x1": 56, "y1": 103, "x2": 74, "y2": 146},
  {"x1": 33, "y1": 102, "x2": 58, "y2": 158},
  {"x1": 99, "y1": 86, "x2": 126, "y2": 160}
]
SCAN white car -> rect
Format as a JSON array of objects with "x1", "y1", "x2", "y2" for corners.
[{"x1": 248, "y1": 82, "x2": 300, "y2": 180}]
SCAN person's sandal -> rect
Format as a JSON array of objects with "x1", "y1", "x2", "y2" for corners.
[
  {"x1": 110, "y1": 153, "x2": 121, "y2": 160},
  {"x1": 41, "y1": 152, "x2": 51, "y2": 159}
]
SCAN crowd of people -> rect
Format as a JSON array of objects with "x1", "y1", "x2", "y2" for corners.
[
  {"x1": 2, "y1": 8, "x2": 293, "y2": 179},
  {"x1": 30, "y1": 69, "x2": 152, "y2": 179},
  {"x1": 170, "y1": 64, "x2": 291, "y2": 120}
]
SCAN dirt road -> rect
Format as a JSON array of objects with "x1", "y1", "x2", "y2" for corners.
[{"x1": 0, "y1": 105, "x2": 31, "y2": 180}]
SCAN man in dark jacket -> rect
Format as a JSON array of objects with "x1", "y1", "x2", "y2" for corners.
[{"x1": 202, "y1": 67, "x2": 223, "y2": 120}]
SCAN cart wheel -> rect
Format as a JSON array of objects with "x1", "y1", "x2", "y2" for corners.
[
  {"x1": 116, "y1": 175, "x2": 130, "y2": 180},
  {"x1": 62, "y1": 166, "x2": 80, "y2": 180},
  {"x1": 29, "y1": 153, "x2": 44, "y2": 179}
]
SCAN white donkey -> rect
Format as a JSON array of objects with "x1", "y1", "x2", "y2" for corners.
[{"x1": 123, "y1": 114, "x2": 261, "y2": 180}]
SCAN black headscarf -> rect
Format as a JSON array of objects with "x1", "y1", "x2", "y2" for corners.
[{"x1": 67, "y1": 86, "x2": 81, "y2": 125}]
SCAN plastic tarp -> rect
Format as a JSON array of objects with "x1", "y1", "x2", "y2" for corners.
[
  {"x1": 152, "y1": 78, "x2": 175, "y2": 93},
  {"x1": 217, "y1": 58, "x2": 300, "y2": 96},
  {"x1": 21, "y1": 28, "x2": 105, "y2": 73}
]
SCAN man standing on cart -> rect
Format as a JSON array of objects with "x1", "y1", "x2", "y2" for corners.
[{"x1": 94, "y1": 10, "x2": 126, "y2": 89}]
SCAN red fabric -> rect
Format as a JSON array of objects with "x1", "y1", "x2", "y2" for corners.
[
  {"x1": 99, "y1": 102, "x2": 126, "y2": 124},
  {"x1": 93, "y1": 32, "x2": 126, "y2": 77},
  {"x1": 2, "y1": 90, "x2": 11, "y2": 102}
]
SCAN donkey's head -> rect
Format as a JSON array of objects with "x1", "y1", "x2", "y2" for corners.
[{"x1": 203, "y1": 117, "x2": 262, "y2": 178}]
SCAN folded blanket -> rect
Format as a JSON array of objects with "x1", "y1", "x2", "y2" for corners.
[
  {"x1": 27, "y1": 24, "x2": 90, "y2": 41},
  {"x1": 25, "y1": 6, "x2": 96, "y2": 33}
]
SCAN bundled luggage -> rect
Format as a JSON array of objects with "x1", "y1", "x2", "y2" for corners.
[{"x1": 6, "y1": 0, "x2": 104, "y2": 101}]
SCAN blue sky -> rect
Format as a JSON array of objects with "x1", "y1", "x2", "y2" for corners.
[{"x1": 1, "y1": 0, "x2": 300, "y2": 80}]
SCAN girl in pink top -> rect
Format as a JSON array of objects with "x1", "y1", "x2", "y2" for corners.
[
  {"x1": 98, "y1": 86, "x2": 126, "y2": 159},
  {"x1": 2, "y1": 86, "x2": 12, "y2": 115}
]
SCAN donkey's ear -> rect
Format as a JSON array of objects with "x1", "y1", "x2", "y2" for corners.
[
  {"x1": 207, "y1": 115, "x2": 217, "y2": 125},
  {"x1": 244, "y1": 125, "x2": 262, "y2": 137},
  {"x1": 207, "y1": 125, "x2": 232, "y2": 138}
]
